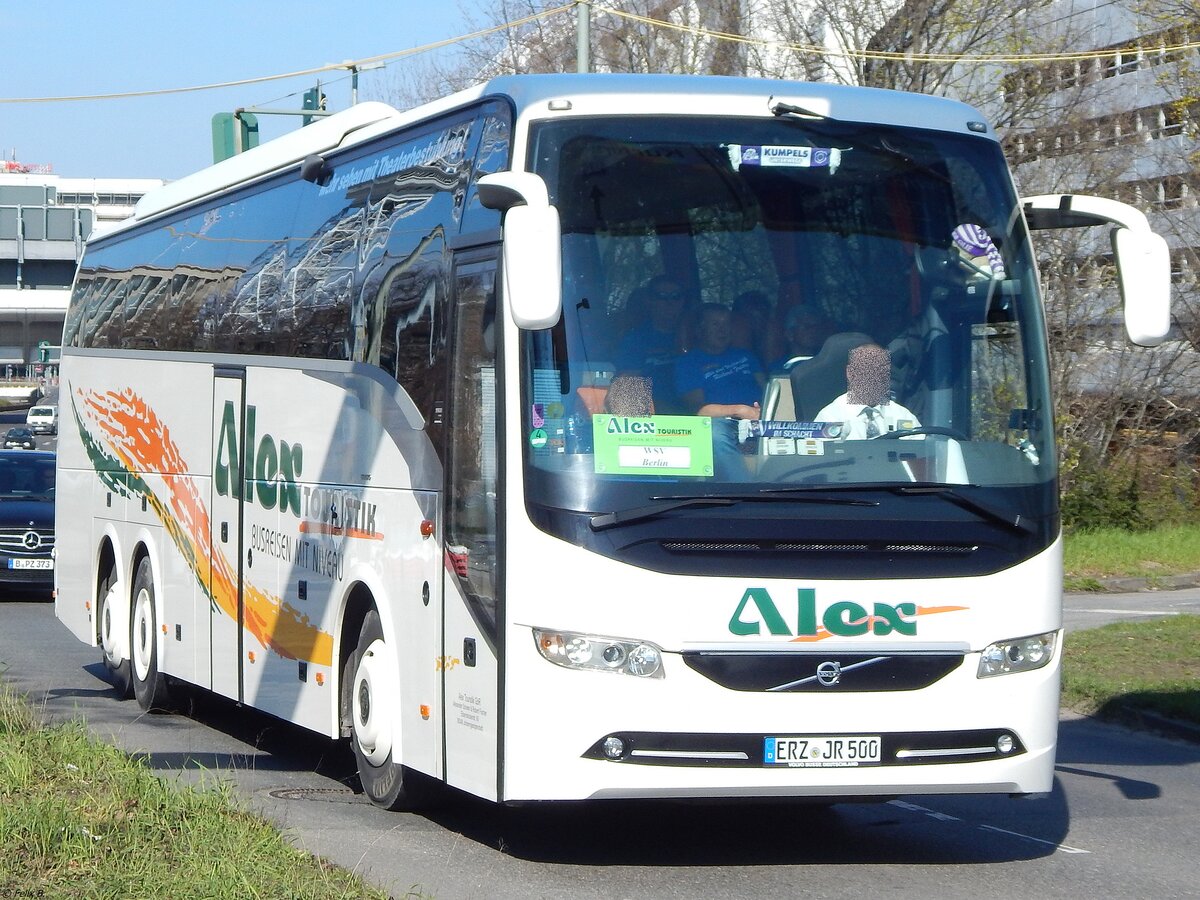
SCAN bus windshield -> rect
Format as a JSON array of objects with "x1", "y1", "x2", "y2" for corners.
[{"x1": 522, "y1": 114, "x2": 1054, "y2": 520}]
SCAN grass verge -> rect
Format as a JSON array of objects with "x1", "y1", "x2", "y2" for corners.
[
  {"x1": 1063, "y1": 524, "x2": 1200, "y2": 590},
  {"x1": 1062, "y1": 614, "x2": 1200, "y2": 729},
  {"x1": 0, "y1": 686, "x2": 394, "y2": 900}
]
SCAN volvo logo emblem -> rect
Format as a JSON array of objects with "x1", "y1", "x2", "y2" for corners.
[
  {"x1": 816, "y1": 661, "x2": 842, "y2": 686},
  {"x1": 22, "y1": 531, "x2": 41, "y2": 550}
]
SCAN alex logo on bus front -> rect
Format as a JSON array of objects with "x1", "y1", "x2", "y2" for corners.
[
  {"x1": 729, "y1": 587, "x2": 917, "y2": 637},
  {"x1": 215, "y1": 402, "x2": 303, "y2": 514}
]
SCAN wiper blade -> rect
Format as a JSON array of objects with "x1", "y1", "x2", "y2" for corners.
[
  {"x1": 590, "y1": 497, "x2": 738, "y2": 531},
  {"x1": 771, "y1": 101, "x2": 829, "y2": 121},
  {"x1": 759, "y1": 481, "x2": 1035, "y2": 535},
  {"x1": 589, "y1": 491, "x2": 877, "y2": 532},
  {"x1": 887, "y1": 484, "x2": 1035, "y2": 534}
]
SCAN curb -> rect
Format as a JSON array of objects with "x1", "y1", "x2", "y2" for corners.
[
  {"x1": 1078, "y1": 573, "x2": 1200, "y2": 593},
  {"x1": 1108, "y1": 705, "x2": 1200, "y2": 745}
]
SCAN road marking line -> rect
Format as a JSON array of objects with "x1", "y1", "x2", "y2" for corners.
[
  {"x1": 1075, "y1": 609, "x2": 1178, "y2": 616},
  {"x1": 889, "y1": 800, "x2": 1091, "y2": 854},
  {"x1": 889, "y1": 799, "x2": 960, "y2": 820},
  {"x1": 979, "y1": 824, "x2": 1090, "y2": 854}
]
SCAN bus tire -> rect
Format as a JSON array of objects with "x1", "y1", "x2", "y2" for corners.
[
  {"x1": 130, "y1": 556, "x2": 172, "y2": 711},
  {"x1": 98, "y1": 568, "x2": 132, "y2": 699},
  {"x1": 347, "y1": 610, "x2": 411, "y2": 810}
]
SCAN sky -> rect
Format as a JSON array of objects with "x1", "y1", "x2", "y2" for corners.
[{"x1": 0, "y1": 1, "x2": 479, "y2": 182}]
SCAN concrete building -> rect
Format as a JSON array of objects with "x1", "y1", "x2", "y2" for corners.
[
  {"x1": 0, "y1": 163, "x2": 163, "y2": 374},
  {"x1": 999, "y1": 2, "x2": 1197, "y2": 309}
]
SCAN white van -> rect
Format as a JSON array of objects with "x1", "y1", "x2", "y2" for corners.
[{"x1": 26, "y1": 405, "x2": 57, "y2": 436}]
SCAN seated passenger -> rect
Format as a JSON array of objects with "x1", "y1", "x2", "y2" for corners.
[
  {"x1": 770, "y1": 306, "x2": 835, "y2": 372},
  {"x1": 816, "y1": 343, "x2": 919, "y2": 439},
  {"x1": 614, "y1": 275, "x2": 689, "y2": 413},
  {"x1": 675, "y1": 303, "x2": 765, "y2": 421},
  {"x1": 676, "y1": 303, "x2": 765, "y2": 481},
  {"x1": 605, "y1": 374, "x2": 655, "y2": 417}
]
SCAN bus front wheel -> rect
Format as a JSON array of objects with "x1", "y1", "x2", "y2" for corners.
[
  {"x1": 130, "y1": 557, "x2": 172, "y2": 711},
  {"x1": 347, "y1": 610, "x2": 410, "y2": 810}
]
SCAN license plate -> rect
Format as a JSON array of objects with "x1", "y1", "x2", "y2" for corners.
[
  {"x1": 764, "y1": 735, "x2": 881, "y2": 767},
  {"x1": 9, "y1": 559, "x2": 52, "y2": 570}
]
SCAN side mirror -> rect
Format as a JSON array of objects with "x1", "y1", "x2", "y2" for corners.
[
  {"x1": 477, "y1": 172, "x2": 562, "y2": 330},
  {"x1": 1022, "y1": 194, "x2": 1171, "y2": 347},
  {"x1": 1112, "y1": 227, "x2": 1171, "y2": 346}
]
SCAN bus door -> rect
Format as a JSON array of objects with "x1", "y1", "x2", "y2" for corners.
[
  {"x1": 442, "y1": 252, "x2": 502, "y2": 800},
  {"x1": 210, "y1": 368, "x2": 246, "y2": 702}
]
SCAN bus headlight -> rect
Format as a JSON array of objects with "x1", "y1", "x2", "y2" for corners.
[
  {"x1": 534, "y1": 629, "x2": 664, "y2": 678},
  {"x1": 977, "y1": 632, "x2": 1056, "y2": 677}
]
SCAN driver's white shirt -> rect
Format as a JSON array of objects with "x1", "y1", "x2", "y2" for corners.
[{"x1": 815, "y1": 393, "x2": 920, "y2": 440}]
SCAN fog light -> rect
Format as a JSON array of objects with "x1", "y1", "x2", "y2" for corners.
[
  {"x1": 997, "y1": 734, "x2": 1014, "y2": 754},
  {"x1": 602, "y1": 736, "x2": 625, "y2": 760}
]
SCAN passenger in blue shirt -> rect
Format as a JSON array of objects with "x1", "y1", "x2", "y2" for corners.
[
  {"x1": 676, "y1": 303, "x2": 765, "y2": 419},
  {"x1": 675, "y1": 303, "x2": 764, "y2": 481},
  {"x1": 614, "y1": 275, "x2": 688, "y2": 413}
]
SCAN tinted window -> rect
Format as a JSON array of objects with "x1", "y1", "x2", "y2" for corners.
[{"x1": 70, "y1": 100, "x2": 512, "y2": 396}]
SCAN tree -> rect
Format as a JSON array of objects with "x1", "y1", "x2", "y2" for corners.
[{"x1": 394, "y1": 0, "x2": 1200, "y2": 515}]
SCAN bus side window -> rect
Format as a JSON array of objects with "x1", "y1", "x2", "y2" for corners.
[{"x1": 445, "y1": 259, "x2": 499, "y2": 638}]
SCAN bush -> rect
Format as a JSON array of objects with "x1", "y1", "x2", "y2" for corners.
[{"x1": 1061, "y1": 456, "x2": 1150, "y2": 533}]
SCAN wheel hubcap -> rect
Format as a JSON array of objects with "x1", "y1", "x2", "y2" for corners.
[
  {"x1": 132, "y1": 588, "x2": 153, "y2": 680},
  {"x1": 351, "y1": 639, "x2": 395, "y2": 767}
]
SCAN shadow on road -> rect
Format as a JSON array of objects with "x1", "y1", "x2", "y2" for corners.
[
  {"x1": 58, "y1": 648, "x2": 1138, "y2": 869},
  {"x1": 76, "y1": 658, "x2": 360, "y2": 786},
  {"x1": 413, "y1": 786, "x2": 1068, "y2": 866}
]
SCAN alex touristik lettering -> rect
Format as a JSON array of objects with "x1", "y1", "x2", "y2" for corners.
[{"x1": 730, "y1": 587, "x2": 918, "y2": 637}]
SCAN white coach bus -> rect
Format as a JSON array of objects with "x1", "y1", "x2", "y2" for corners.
[{"x1": 55, "y1": 74, "x2": 1170, "y2": 809}]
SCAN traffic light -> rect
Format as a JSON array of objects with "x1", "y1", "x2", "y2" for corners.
[
  {"x1": 37, "y1": 341, "x2": 49, "y2": 363},
  {"x1": 211, "y1": 112, "x2": 260, "y2": 163},
  {"x1": 302, "y1": 85, "x2": 327, "y2": 126}
]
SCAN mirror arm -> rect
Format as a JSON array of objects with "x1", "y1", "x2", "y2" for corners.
[{"x1": 1021, "y1": 193, "x2": 1151, "y2": 233}]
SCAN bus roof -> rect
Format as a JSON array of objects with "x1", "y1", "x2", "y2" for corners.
[{"x1": 126, "y1": 74, "x2": 992, "y2": 232}]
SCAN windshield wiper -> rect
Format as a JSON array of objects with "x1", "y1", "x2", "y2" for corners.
[
  {"x1": 885, "y1": 484, "x2": 1035, "y2": 534},
  {"x1": 756, "y1": 482, "x2": 1035, "y2": 535},
  {"x1": 589, "y1": 491, "x2": 877, "y2": 531},
  {"x1": 771, "y1": 101, "x2": 829, "y2": 121}
]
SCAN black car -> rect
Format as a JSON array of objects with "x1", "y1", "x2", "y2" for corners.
[
  {"x1": 0, "y1": 450, "x2": 55, "y2": 594},
  {"x1": 4, "y1": 427, "x2": 36, "y2": 450}
]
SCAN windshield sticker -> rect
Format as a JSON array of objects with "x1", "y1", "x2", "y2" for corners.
[
  {"x1": 529, "y1": 428, "x2": 548, "y2": 449},
  {"x1": 741, "y1": 421, "x2": 840, "y2": 457},
  {"x1": 727, "y1": 144, "x2": 842, "y2": 173},
  {"x1": 593, "y1": 415, "x2": 714, "y2": 477},
  {"x1": 739, "y1": 420, "x2": 843, "y2": 440}
]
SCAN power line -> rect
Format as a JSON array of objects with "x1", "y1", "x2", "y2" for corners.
[
  {"x1": 2, "y1": 0, "x2": 1194, "y2": 105},
  {"x1": 0, "y1": 4, "x2": 574, "y2": 104},
  {"x1": 597, "y1": 4, "x2": 1200, "y2": 66}
]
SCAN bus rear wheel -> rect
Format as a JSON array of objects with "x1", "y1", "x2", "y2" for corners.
[
  {"x1": 98, "y1": 569, "x2": 131, "y2": 699},
  {"x1": 130, "y1": 557, "x2": 172, "y2": 711},
  {"x1": 346, "y1": 610, "x2": 411, "y2": 810}
]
